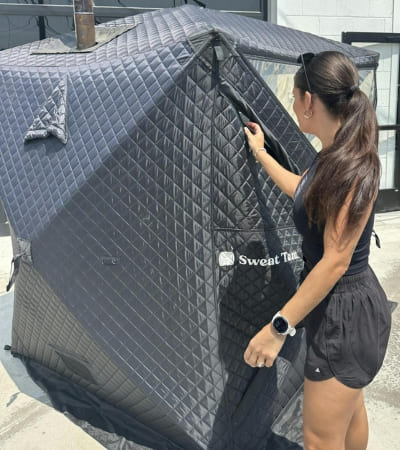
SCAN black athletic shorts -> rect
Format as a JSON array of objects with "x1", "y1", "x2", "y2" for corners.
[{"x1": 301, "y1": 265, "x2": 392, "y2": 389}]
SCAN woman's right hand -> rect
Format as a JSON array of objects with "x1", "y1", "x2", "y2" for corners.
[{"x1": 244, "y1": 122, "x2": 266, "y2": 159}]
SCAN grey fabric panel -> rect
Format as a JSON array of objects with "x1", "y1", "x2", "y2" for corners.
[
  {"x1": 11, "y1": 261, "x2": 196, "y2": 449},
  {"x1": 24, "y1": 75, "x2": 68, "y2": 144},
  {"x1": 213, "y1": 228, "x2": 305, "y2": 448},
  {"x1": 0, "y1": 5, "x2": 365, "y2": 448},
  {"x1": 0, "y1": 5, "x2": 376, "y2": 240},
  {"x1": 0, "y1": 5, "x2": 377, "y2": 69},
  {"x1": 26, "y1": 46, "x2": 309, "y2": 447},
  {"x1": 31, "y1": 58, "x2": 223, "y2": 448},
  {"x1": 220, "y1": 47, "x2": 315, "y2": 173},
  {"x1": 0, "y1": 41, "x2": 192, "y2": 240},
  {"x1": 210, "y1": 77, "x2": 312, "y2": 232}
]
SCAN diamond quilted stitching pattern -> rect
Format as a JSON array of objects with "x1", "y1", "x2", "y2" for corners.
[
  {"x1": 12, "y1": 261, "x2": 194, "y2": 449},
  {"x1": 0, "y1": 6, "x2": 377, "y2": 68},
  {"x1": 222, "y1": 51, "x2": 316, "y2": 170},
  {"x1": 212, "y1": 90, "x2": 295, "y2": 231},
  {"x1": 0, "y1": 7, "x2": 374, "y2": 449},
  {"x1": 207, "y1": 48, "x2": 309, "y2": 447},
  {"x1": 31, "y1": 59, "x2": 230, "y2": 448},
  {"x1": 0, "y1": 42, "x2": 191, "y2": 240}
]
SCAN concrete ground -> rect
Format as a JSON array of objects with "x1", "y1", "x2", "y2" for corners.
[
  {"x1": 0, "y1": 266, "x2": 106, "y2": 446},
  {"x1": 363, "y1": 211, "x2": 400, "y2": 450},
  {"x1": 0, "y1": 212, "x2": 399, "y2": 449}
]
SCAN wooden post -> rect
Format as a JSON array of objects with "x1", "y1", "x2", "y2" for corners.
[{"x1": 73, "y1": 0, "x2": 96, "y2": 50}]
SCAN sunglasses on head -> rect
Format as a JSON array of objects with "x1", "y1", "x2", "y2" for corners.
[{"x1": 297, "y1": 52, "x2": 315, "y2": 94}]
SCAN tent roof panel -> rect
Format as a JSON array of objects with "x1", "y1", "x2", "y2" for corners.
[{"x1": 0, "y1": 5, "x2": 378, "y2": 69}]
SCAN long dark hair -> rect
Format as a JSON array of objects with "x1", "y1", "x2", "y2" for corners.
[{"x1": 294, "y1": 51, "x2": 380, "y2": 236}]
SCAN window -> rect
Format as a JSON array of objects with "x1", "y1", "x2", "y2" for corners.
[
  {"x1": 343, "y1": 32, "x2": 400, "y2": 212},
  {"x1": 249, "y1": 58, "x2": 376, "y2": 152}
]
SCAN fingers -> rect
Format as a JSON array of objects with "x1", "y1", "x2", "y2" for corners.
[
  {"x1": 243, "y1": 346, "x2": 258, "y2": 367},
  {"x1": 243, "y1": 347, "x2": 274, "y2": 368},
  {"x1": 244, "y1": 355, "x2": 272, "y2": 369},
  {"x1": 245, "y1": 122, "x2": 262, "y2": 134},
  {"x1": 243, "y1": 325, "x2": 283, "y2": 369},
  {"x1": 244, "y1": 124, "x2": 265, "y2": 153},
  {"x1": 243, "y1": 126, "x2": 256, "y2": 138},
  {"x1": 243, "y1": 346, "x2": 253, "y2": 365},
  {"x1": 256, "y1": 358, "x2": 270, "y2": 368},
  {"x1": 263, "y1": 358, "x2": 274, "y2": 368}
]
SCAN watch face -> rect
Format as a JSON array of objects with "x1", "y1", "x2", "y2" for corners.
[{"x1": 273, "y1": 316, "x2": 288, "y2": 334}]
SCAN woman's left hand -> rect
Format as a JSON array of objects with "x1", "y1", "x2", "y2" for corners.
[{"x1": 244, "y1": 324, "x2": 286, "y2": 368}]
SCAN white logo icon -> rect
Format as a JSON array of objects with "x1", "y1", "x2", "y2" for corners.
[
  {"x1": 219, "y1": 251, "x2": 235, "y2": 267},
  {"x1": 315, "y1": 368, "x2": 321, "y2": 373}
]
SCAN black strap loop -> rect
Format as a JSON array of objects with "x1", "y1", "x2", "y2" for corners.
[
  {"x1": 6, "y1": 255, "x2": 22, "y2": 292},
  {"x1": 372, "y1": 230, "x2": 381, "y2": 249}
]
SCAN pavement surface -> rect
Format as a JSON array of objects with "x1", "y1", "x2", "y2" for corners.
[
  {"x1": 362, "y1": 212, "x2": 400, "y2": 450},
  {"x1": 0, "y1": 212, "x2": 399, "y2": 449}
]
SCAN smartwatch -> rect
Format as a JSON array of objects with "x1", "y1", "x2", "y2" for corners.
[{"x1": 272, "y1": 311, "x2": 296, "y2": 337}]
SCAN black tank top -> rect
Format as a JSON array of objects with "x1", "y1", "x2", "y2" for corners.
[{"x1": 293, "y1": 156, "x2": 374, "y2": 276}]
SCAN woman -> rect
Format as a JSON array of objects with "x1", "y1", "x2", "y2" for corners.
[{"x1": 243, "y1": 51, "x2": 391, "y2": 450}]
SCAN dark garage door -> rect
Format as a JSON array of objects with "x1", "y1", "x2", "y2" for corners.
[{"x1": 0, "y1": 0, "x2": 269, "y2": 50}]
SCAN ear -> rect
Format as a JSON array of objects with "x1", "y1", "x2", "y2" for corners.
[{"x1": 304, "y1": 91, "x2": 313, "y2": 110}]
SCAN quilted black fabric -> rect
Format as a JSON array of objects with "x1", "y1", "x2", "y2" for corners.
[
  {"x1": 0, "y1": 5, "x2": 378, "y2": 68},
  {"x1": 0, "y1": 5, "x2": 378, "y2": 449},
  {"x1": 24, "y1": 76, "x2": 68, "y2": 144}
]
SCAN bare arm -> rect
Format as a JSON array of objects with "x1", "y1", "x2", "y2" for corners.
[
  {"x1": 244, "y1": 189, "x2": 374, "y2": 368},
  {"x1": 244, "y1": 122, "x2": 301, "y2": 199},
  {"x1": 280, "y1": 193, "x2": 374, "y2": 327}
]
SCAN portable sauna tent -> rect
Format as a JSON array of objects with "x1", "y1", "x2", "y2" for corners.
[{"x1": 0, "y1": 5, "x2": 378, "y2": 449}]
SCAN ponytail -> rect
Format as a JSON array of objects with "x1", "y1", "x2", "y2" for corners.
[{"x1": 295, "y1": 51, "x2": 380, "y2": 234}]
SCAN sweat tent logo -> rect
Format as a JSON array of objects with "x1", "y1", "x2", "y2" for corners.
[{"x1": 218, "y1": 250, "x2": 300, "y2": 267}]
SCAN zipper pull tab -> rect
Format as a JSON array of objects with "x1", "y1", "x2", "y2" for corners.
[{"x1": 214, "y1": 45, "x2": 225, "y2": 61}]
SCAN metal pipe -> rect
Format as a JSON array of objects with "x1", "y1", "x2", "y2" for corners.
[
  {"x1": 37, "y1": 0, "x2": 46, "y2": 40},
  {"x1": 73, "y1": 0, "x2": 96, "y2": 50}
]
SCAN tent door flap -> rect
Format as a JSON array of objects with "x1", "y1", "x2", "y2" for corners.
[{"x1": 219, "y1": 79, "x2": 300, "y2": 175}]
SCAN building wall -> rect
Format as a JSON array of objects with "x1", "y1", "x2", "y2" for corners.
[
  {"x1": 275, "y1": 0, "x2": 400, "y2": 192},
  {"x1": 275, "y1": 0, "x2": 394, "y2": 41}
]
